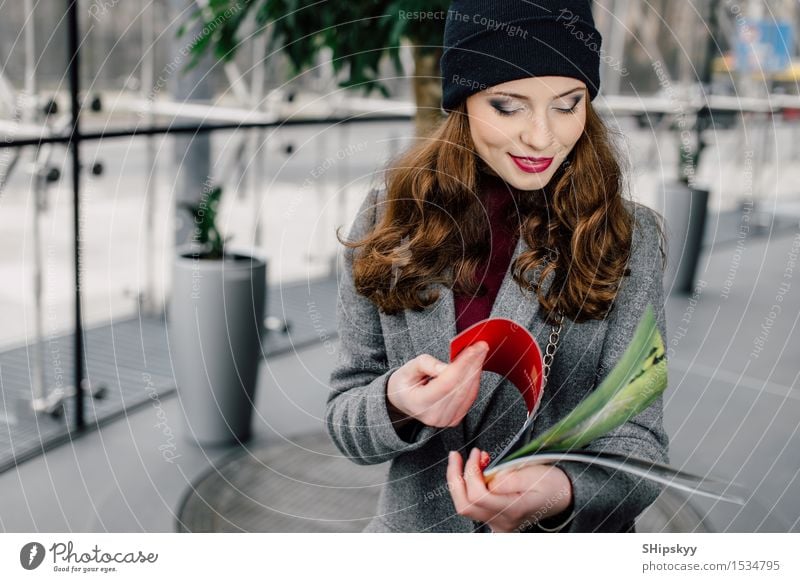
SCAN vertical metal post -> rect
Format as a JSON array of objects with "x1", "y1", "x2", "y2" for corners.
[
  {"x1": 24, "y1": 0, "x2": 48, "y2": 407},
  {"x1": 334, "y1": 122, "x2": 350, "y2": 276},
  {"x1": 170, "y1": 0, "x2": 213, "y2": 247},
  {"x1": 66, "y1": 0, "x2": 85, "y2": 430},
  {"x1": 603, "y1": 0, "x2": 630, "y2": 96},
  {"x1": 250, "y1": 25, "x2": 270, "y2": 249},
  {"x1": 142, "y1": 0, "x2": 158, "y2": 313}
]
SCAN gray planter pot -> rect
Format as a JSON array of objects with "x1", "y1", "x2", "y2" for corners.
[
  {"x1": 659, "y1": 181, "x2": 709, "y2": 295},
  {"x1": 168, "y1": 248, "x2": 267, "y2": 446}
]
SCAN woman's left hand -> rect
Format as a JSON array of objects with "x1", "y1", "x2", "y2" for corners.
[{"x1": 447, "y1": 447, "x2": 573, "y2": 533}]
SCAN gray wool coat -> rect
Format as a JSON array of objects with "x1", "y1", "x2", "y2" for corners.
[{"x1": 326, "y1": 185, "x2": 670, "y2": 533}]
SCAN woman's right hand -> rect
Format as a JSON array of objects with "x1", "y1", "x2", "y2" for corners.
[{"x1": 386, "y1": 341, "x2": 490, "y2": 428}]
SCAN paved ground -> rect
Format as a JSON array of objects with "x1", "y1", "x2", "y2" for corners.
[
  {"x1": 661, "y1": 224, "x2": 800, "y2": 532},
  {"x1": 0, "y1": 336, "x2": 335, "y2": 532},
  {"x1": 0, "y1": 214, "x2": 798, "y2": 532}
]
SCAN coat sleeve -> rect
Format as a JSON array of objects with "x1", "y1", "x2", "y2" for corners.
[
  {"x1": 325, "y1": 187, "x2": 444, "y2": 465},
  {"x1": 529, "y1": 201, "x2": 671, "y2": 533}
]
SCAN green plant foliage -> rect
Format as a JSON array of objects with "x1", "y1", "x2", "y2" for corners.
[
  {"x1": 178, "y1": 0, "x2": 450, "y2": 98},
  {"x1": 179, "y1": 185, "x2": 228, "y2": 259},
  {"x1": 503, "y1": 304, "x2": 668, "y2": 461}
]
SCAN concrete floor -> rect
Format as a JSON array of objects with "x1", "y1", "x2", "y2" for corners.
[
  {"x1": 660, "y1": 225, "x2": 800, "y2": 532},
  {"x1": 1, "y1": 221, "x2": 799, "y2": 533},
  {"x1": 0, "y1": 340, "x2": 334, "y2": 532}
]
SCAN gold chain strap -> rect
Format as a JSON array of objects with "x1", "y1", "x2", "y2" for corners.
[
  {"x1": 541, "y1": 312, "x2": 563, "y2": 389},
  {"x1": 478, "y1": 311, "x2": 565, "y2": 535}
]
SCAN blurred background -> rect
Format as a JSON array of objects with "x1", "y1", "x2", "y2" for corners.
[{"x1": 0, "y1": 0, "x2": 798, "y2": 533}]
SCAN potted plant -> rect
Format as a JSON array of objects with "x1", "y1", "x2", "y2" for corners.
[
  {"x1": 168, "y1": 184, "x2": 267, "y2": 445},
  {"x1": 660, "y1": 107, "x2": 710, "y2": 295},
  {"x1": 181, "y1": 0, "x2": 451, "y2": 137}
]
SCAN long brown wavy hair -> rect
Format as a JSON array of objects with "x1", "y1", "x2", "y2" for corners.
[{"x1": 337, "y1": 98, "x2": 666, "y2": 325}]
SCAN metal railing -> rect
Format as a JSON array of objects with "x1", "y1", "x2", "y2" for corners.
[{"x1": 0, "y1": 1, "x2": 415, "y2": 432}]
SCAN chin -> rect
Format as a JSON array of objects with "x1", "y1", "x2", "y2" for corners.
[{"x1": 504, "y1": 169, "x2": 555, "y2": 191}]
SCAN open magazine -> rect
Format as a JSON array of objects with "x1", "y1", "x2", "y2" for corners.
[{"x1": 449, "y1": 305, "x2": 746, "y2": 504}]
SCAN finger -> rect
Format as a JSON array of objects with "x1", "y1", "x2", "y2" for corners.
[
  {"x1": 488, "y1": 466, "x2": 550, "y2": 496},
  {"x1": 455, "y1": 341, "x2": 490, "y2": 367},
  {"x1": 479, "y1": 450, "x2": 491, "y2": 471},
  {"x1": 446, "y1": 451, "x2": 472, "y2": 517},
  {"x1": 463, "y1": 448, "x2": 490, "y2": 499},
  {"x1": 413, "y1": 343, "x2": 483, "y2": 401},
  {"x1": 432, "y1": 345, "x2": 488, "y2": 421},
  {"x1": 412, "y1": 353, "x2": 449, "y2": 379},
  {"x1": 457, "y1": 340, "x2": 490, "y2": 359},
  {"x1": 441, "y1": 342, "x2": 488, "y2": 381},
  {"x1": 449, "y1": 449, "x2": 496, "y2": 523},
  {"x1": 447, "y1": 450, "x2": 498, "y2": 522},
  {"x1": 440, "y1": 361, "x2": 485, "y2": 424},
  {"x1": 463, "y1": 448, "x2": 513, "y2": 514},
  {"x1": 486, "y1": 468, "x2": 524, "y2": 495}
]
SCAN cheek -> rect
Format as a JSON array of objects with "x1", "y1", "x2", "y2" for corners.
[
  {"x1": 555, "y1": 117, "x2": 585, "y2": 149},
  {"x1": 471, "y1": 117, "x2": 511, "y2": 152}
]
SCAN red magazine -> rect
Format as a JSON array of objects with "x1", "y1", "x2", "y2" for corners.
[{"x1": 450, "y1": 317, "x2": 544, "y2": 418}]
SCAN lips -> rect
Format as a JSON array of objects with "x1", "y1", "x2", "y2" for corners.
[{"x1": 509, "y1": 154, "x2": 553, "y2": 174}]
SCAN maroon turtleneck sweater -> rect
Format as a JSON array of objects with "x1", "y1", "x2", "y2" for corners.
[{"x1": 454, "y1": 175, "x2": 521, "y2": 332}]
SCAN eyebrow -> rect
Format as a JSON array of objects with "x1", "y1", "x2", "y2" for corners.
[{"x1": 489, "y1": 86, "x2": 585, "y2": 101}]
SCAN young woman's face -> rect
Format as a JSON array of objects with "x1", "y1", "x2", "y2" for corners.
[{"x1": 466, "y1": 76, "x2": 588, "y2": 191}]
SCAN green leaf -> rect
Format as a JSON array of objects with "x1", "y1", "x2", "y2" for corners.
[
  {"x1": 535, "y1": 333, "x2": 667, "y2": 450},
  {"x1": 176, "y1": 0, "x2": 448, "y2": 108},
  {"x1": 504, "y1": 304, "x2": 666, "y2": 461},
  {"x1": 182, "y1": 185, "x2": 228, "y2": 258}
]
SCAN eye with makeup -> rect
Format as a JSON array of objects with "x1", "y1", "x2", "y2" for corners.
[
  {"x1": 553, "y1": 95, "x2": 584, "y2": 114},
  {"x1": 489, "y1": 94, "x2": 583, "y2": 116},
  {"x1": 489, "y1": 98, "x2": 523, "y2": 117}
]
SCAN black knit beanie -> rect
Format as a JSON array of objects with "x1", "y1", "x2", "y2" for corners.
[{"x1": 440, "y1": 0, "x2": 602, "y2": 112}]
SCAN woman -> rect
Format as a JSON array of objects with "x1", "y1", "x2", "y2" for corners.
[{"x1": 326, "y1": 0, "x2": 669, "y2": 533}]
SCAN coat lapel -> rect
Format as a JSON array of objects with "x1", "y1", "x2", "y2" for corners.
[{"x1": 405, "y1": 234, "x2": 556, "y2": 452}]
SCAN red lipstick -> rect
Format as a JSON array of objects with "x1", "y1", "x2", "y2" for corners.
[{"x1": 509, "y1": 154, "x2": 553, "y2": 174}]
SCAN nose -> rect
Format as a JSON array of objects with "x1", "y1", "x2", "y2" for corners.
[{"x1": 519, "y1": 113, "x2": 554, "y2": 152}]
